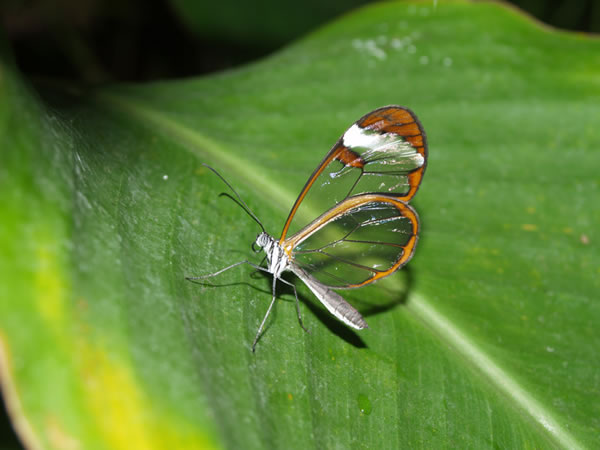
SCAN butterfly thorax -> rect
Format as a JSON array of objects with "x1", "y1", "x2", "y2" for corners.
[{"x1": 255, "y1": 232, "x2": 289, "y2": 278}]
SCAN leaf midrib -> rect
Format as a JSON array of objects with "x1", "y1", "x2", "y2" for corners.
[
  {"x1": 94, "y1": 90, "x2": 297, "y2": 213},
  {"x1": 407, "y1": 294, "x2": 582, "y2": 449},
  {"x1": 94, "y1": 90, "x2": 584, "y2": 449}
]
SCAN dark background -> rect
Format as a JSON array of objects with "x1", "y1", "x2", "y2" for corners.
[
  {"x1": 0, "y1": 0, "x2": 597, "y2": 447},
  {"x1": 1, "y1": 0, "x2": 599, "y2": 84}
]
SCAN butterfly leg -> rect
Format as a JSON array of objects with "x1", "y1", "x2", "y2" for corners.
[
  {"x1": 252, "y1": 275, "x2": 278, "y2": 352},
  {"x1": 277, "y1": 277, "x2": 310, "y2": 335},
  {"x1": 185, "y1": 260, "x2": 268, "y2": 280}
]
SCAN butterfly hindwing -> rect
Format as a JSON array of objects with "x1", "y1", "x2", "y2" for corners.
[{"x1": 282, "y1": 194, "x2": 419, "y2": 288}]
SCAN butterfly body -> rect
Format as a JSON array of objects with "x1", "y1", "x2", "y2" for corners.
[
  {"x1": 255, "y1": 232, "x2": 288, "y2": 278},
  {"x1": 255, "y1": 231, "x2": 368, "y2": 330},
  {"x1": 188, "y1": 106, "x2": 427, "y2": 351}
]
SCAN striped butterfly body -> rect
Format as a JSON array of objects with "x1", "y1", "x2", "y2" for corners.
[{"x1": 187, "y1": 106, "x2": 427, "y2": 351}]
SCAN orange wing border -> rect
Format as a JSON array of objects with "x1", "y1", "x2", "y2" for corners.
[
  {"x1": 282, "y1": 194, "x2": 419, "y2": 288},
  {"x1": 279, "y1": 105, "x2": 427, "y2": 243}
]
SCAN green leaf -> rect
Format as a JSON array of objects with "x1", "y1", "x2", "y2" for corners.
[
  {"x1": 1, "y1": 1, "x2": 599, "y2": 449},
  {"x1": 168, "y1": 0, "x2": 370, "y2": 45}
]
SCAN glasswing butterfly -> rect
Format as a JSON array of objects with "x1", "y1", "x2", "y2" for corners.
[{"x1": 187, "y1": 106, "x2": 427, "y2": 351}]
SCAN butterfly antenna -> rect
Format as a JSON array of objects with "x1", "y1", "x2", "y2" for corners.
[{"x1": 201, "y1": 163, "x2": 266, "y2": 232}]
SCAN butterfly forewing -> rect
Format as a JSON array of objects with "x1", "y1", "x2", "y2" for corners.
[
  {"x1": 284, "y1": 195, "x2": 419, "y2": 289},
  {"x1": 280, "y1": 106, "x2": 427, "y2": 241}
]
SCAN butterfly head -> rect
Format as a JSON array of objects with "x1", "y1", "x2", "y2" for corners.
[
  {"x1": 255, "y1": 231, "x2": 271, "y2": 248},
  {"x1": 252, "y1": 231, "x2": 272, "y2": 253}
]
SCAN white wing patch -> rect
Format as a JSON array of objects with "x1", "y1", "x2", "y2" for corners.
[{"x1": 343, "y1": 124, "x2": 424, "y2": 167}]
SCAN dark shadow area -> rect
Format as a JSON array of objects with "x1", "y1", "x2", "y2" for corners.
[
  {"x1": 358, "y1": 265, "x2": 414, "y2": 318},
  {"x1": 1, "y1": 1, "x2": 596, "y2": 84},
  {"x1": 301, "y1": 296, "x2": 368, "y2": 349},
  {"x1": 509, "y1": 0, "x2": 599, "y2": 33},
  {"x1": 0, "y1": 393, "x2": 23, "y2": 450},
  {"x1": 2, "y1": 0, "x2": 275, "y2": 83}
]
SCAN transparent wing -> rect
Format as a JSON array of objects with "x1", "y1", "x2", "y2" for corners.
[
  {"x1": 283, "y1": 194, "x2": 419, "y2": 289},
  {"x1": 280, "y1": 106, "x2": 427, "y2": 241}
]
